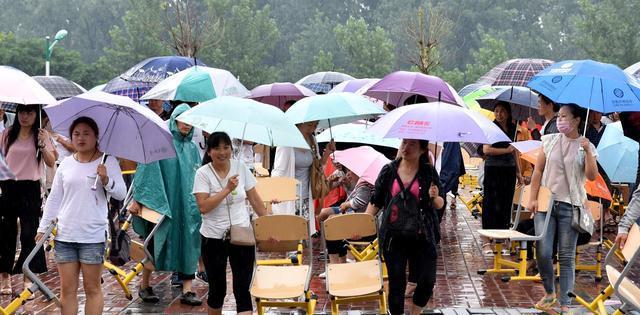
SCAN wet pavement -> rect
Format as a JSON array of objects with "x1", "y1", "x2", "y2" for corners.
[{"x1": 0, "y1": 188, "x2": 631, "y2": 314}]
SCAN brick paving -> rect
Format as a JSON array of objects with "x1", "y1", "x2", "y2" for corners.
[{"x1": 0, "y1": 188, "x2": 630, "y2": 314}]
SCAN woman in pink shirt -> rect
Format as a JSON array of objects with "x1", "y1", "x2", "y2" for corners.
[{"x1": 0, "y1": 105, "x2": 56, "y2": 295}]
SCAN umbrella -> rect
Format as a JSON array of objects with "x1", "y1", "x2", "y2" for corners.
[
  {"x1": 295, "y1": 71, "x2": 355, "y2": 93},
  {"x1": 527, "y1": 60, "x2": 640, "y2": 115},
  {"x1": 0, "y1": 66, "x2": 56, "y2": 105},
  {"x1": 284, "y1": 92, "x2": 386, "y2": 129},
  {"x1": 89, "y1": 83, "x2": 107, "y2": 92},
  {"x1": 141, "y1": 66, "x2": 250, "y2": 102},
  {"x1": 332, "y1": 146, "x2": 390, "y2": 185},
  {"x1": 363, "y1": 71, "x2": 460, "y2": 106},
  {"x1": 512, "y1": 139, "x2": 612, "y2": 200},
  {"x1": 249, "y1": 82, "x2": 316, "y2": 109},
  {"x1": 459, "y1": 83, "x2": 491, "y2": 97},
  {"x1": 476, "y1": 58, "x2": 554, "y2": 86},
  {"x1": 120, "y1": 56, "x2": 205, "y2": 83},
  {"x1": 476, "y1": 86, "x2": 543, "y2": 123},
  {"x1": 102, "y1": 77, "x2": 155, "y2": 102},
  {"x1": 367, "y1": 102, "x2": 511, "y2": 144},
  {"x1": 330, "y1": 78, "x2": 379, "y2": 94},
  {"x1": 316, "y1": 122, "x2": 401, "y2": 148},
  {"x1": 44, "y1": 91, "x2": 176, "y2": 164},
  {"x1": 625, "y1": 61, "x2": 640, "y2": 79},
  {"x1": 176, "y1": 96, "x2": 309, "y2": 150},
  {"x1": 597, "y1": 121, "x2": 639, "y2": 183},
  {"x1": 0, "y1": 153, "x2": 15, "y2": 180},
  {"x1": 32, "y1": 76, "x2": 86, "y2": 100},
  {"x1": 463, "y1": 86, "x2": 499, "y2": 111}
]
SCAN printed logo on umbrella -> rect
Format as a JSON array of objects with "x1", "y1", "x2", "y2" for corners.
[
  {"x1": 613, "y1": 88, "x2": 624, "y2": 98},
  {"x1": 551, "y1": 76, "x2": 563, "y2": 83}
]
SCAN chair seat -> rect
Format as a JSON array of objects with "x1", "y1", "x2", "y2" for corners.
[
  {"x1": 250, "y1": 265, "x2": 309, "y2": 299},
  {"x1": 477, "y1": 229, "x2": 529, "y2": 240},
  {"x1": 327, "y1": 260, "x2": 382, "y2": 297},
  {"x1": 606, "y1": 265, "x2": 640, "y2": 309}
]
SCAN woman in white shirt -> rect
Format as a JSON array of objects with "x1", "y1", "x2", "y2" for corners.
[
  {"x1": 193, "y1": 132, "x2": 269, "y2": 315},
  {"x1": 37, "y1": 116, "x2": 126, "y2": 315}
]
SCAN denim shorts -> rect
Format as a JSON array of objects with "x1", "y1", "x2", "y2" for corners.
[
  {"x1": 331, "y1": 206, "x2": 354, "y2": 215},
  {"x1": 54, "y1": 240, "x2": 106, "y2": 265}
]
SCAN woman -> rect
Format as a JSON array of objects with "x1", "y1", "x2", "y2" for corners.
[
  {"x1": 480, "y1": 102, "x2": 522, "y2": 254},
  {"x1": 0, "y1": 105, "x2": 56, "y2": 294},
  {"x1": 529, "y1": 104, "x2": 598, "y2": 313},
  {"x1": 36, "y1": 116, "x2": 126, "y2": 314},
  {"x1": 272, "y1": 120, "x2": 335, "y2": 234},
  {"x1": 193, "y1": 132, "x2": 269, "y2": 315},
  {"x1": 366, "y1": 139, "x2": 444, "y2": 315},
  {"x1": 128, "y1": 104, "x2": 202, "y2": 306}
]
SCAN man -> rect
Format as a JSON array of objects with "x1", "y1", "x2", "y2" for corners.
[
  {"x1": 585, "y1": 111, "x2": 607, "y2": 147},
  {"x1": 147, "y1": 99, "x2": 171, "y2": 120},
  {"x1": 528, "y1": 94, "x2": 559, "y2": 140}
]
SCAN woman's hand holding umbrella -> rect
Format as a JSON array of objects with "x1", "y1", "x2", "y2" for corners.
[{"x1": 97, "y1": 163, "x2": 109, "y2": 186}]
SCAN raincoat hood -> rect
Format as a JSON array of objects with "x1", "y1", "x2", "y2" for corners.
[{"x1": 170, "y1": 104, "x2": 194, "y2": 141}]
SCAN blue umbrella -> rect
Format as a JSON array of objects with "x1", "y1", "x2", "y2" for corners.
[
  {"x1": 120, "y1": 56, "x2": 206, "y2": 83},
  {"x1": 597, "y1": 122, "x2": 639, "y2": 183},
  {"x1": 527, "y1": 60, "x2": 640, "y2": 114}
]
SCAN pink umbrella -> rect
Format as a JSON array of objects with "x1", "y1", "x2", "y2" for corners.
[
  {"x1": 332, "y1": 146, "x2": 390, "y2": 185},
  {"x1": 250, "y1": 82, "x2": 316, "y2": 109},
  {"x1": 0, "y1": 66, "x2": 56, "y2": 105}
]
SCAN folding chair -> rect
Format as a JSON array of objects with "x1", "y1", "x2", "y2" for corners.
[
  {"x1": 322, "y1": 213, "x2": 386, "y2": 315},
  {"x1": 477, "y1": 185, "x2": 554, "y2": 282},
  {"x1": 253, "y1": 162, "x2": 269, "y2": 177},
  {"x1": 0, "y1": 220, "x2": 59, "y2": 315},
  {"x1": 574, "y1": 201, "x2": 605, "y2": 282},
  {"x1": 459, "y1": 190, "x2": 484, "y2": 218},
  {"x1": 249, "y1": 215, "x2": 316, "y2": 315},
  {"x1": 570, "y1": 224, "x2": 640, "y2": 315},
  {"x1": 254, "y1": 177, "x2": 300, "y2": 266}
]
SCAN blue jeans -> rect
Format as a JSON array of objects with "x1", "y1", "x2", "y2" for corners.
[{"x1": 534, "y1": 201, "x2": 579, "y2": 306}]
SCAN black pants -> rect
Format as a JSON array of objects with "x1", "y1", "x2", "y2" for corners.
[
  {"x1": 0, "y1": 180, "x2": 47, "y2": 274},
  {"x1": 201, "y1": 236, "x2": 254, "y2": 312},
  {"x1": 482, "y1": 165, "x2": 516, "y2": 230},
  {"x1": 383, "y1": 235, "x2": 437, "y2": 315}
]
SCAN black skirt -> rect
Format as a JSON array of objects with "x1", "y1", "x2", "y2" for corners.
[{"x1": 482, "y1": 165, "x2": 517, "y2": 230}]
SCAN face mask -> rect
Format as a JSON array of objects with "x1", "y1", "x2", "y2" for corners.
[{"x1": 556, "y1": 119, "x2": 574, "y2": 134}]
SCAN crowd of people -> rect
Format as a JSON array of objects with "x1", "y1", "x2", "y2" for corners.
[{"x1": 0, "y1": 88, "x2": 639, "y2": 315}]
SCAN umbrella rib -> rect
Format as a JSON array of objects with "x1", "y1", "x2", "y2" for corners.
[
  {"x1": 627, "y1": 82, "x2": 640, "y2": 105},
  {"x1": 128, "y1": 109, "x2": 149, "y2": 163}
]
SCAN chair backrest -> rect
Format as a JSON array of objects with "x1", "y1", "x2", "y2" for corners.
[
  {"x1": 255, "y1": 177, "x2": 298, "y2": 202},
  {"x1": 584, "y1": 200, "x2": 602, "y2": 221},
  {"x1": 520, "y1": 185, "x2": 552, "y2": 213},
  {"x1": 323, "y1": 213, "x2": 377, "y2": 241},
  {"x1": 254, "y1": 215, "x2": 308, "y2": 252},
  {"x1": 622, "y1": 224, "x2": 640, "y2": 262}
]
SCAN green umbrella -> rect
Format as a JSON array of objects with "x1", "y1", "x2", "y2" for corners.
[{"x1": 462, "y1": 86, "x2": 498, "y2": 111}]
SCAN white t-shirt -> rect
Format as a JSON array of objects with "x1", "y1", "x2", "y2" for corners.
[
  {"x1": 193, "y1": 159, "x2": 257, "y2": 239},
  {"x1": 38, "y1": 155, "x2": 127, "y2": 243}
]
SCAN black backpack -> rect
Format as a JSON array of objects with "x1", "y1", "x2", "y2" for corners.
[{"x1": 380, "y1": 166, "x2": 426, "y2": 242}]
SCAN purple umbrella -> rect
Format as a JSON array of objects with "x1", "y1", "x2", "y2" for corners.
[
  {"x1": 363, "y1": 71, "x2": 459, "y2": 106},
  {"x1": 250, "y1": 82, "x2": 316, "y2": 109},
  {"x1": 329, "y1": 78, "x2": 380, "y2": 94}
]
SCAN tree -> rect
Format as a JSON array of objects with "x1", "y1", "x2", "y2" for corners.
[
  {"x1": 404, "y1": 5, "x2": 453, "y2": 75},
  {"x1": 464, "y1": 32, "x2": 509, "y2": 83},
  {"x1": 160, "y1": 0, "x2": 224, "y2": 58},
  {"x1": 334, "y1": 16, "x2": 395, "y2": 78}
]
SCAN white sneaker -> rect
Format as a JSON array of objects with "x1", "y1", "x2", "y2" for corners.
[
  {"x1": 346, "y1": 258, "x2": 355, "y2": 263},
  {"x1": 319, "y1": 271, "x2": 326, "y2": 278}
]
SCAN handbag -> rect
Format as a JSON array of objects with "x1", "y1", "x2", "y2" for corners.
[
  {"x1": 308, "y1": 137, "x2": 330, "y2": 199},
  {"x1": 209, "y1": 163, "x2": 256, "y2": 246},
  {"x1": 559, "y1": 137, "x2": 595, "y2": 235},
  {"x1": 108, "y1": 216, "x2": 131, "y2": 266}
]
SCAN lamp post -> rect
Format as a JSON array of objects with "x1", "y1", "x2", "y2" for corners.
[{"x1": 44, "y1": 29, "x2": 68, "y2": 76}]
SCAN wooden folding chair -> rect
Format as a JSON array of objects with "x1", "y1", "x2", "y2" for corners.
[
  {"x1": 249, "y1": 215, "x2": 316, "y2": 315},
  {"x1": 322, "y1": 213, "x2": 386, "y2": 315},
  {"x1": 477, "y1": 185, "x2": 554, "y2": 282},
  {"x1": 571, "y1": 224, "x2": 640, "y2": 315},
  {"x1": 574, "y1": 200, "x2": 605, "y2": 281}
]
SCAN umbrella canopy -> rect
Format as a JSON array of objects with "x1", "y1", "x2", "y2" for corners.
[
  {"x1": 363, "y1": 71, "x2": 459, "y2": 106},
  {"x1": 285, "y1": 92, "x2": 386, "y2": 129},
  {"x1": 463, "y1": 86, "x2": 499, "y2": 111},
  {"x1": 477, "y1": 58, "x2": 554, "y2": 86},
  {"x1": 176, "y1": 96, "x2": 309, "y2": 149},
  {"x1": 332, "y1": 146, "x2": 390, "y2": 185},
  {"x1": 476, "y1": 86, "x2": 542, "y2": 122},
  {"x1": 249, "y1": 82, "x2": 316, "y2": 109},
  {"x1": 295, "y1": 71, "x2": 355, "y2": 93},
  {"x1": 458, "y1": 83, "x2": 491, "y2": 97},
  {"x1": 141, "y1": 66, "x2": 250, "y2": 102},
  {"x1": 330, "y1": 78, "x2": 379, "y2": 94},
  {"x1": 367, "y1": 102, "x2": 511, "y2": 144},
  {"x1": 102, "y1": 77, "x2": 155, "y2": 102},
  {"x1": 597, "y1": 121, "x2": 639, "y2": 183},
  {"x1": 120, "y1": 56, "x2": 205, "y2": 83},
  {"x1": 0, "y1": 66, "x2": 56, "y2": 105},
  {"x1": 0, "y1": 153, "x2": 15, "y2": 180},
  {"x1": 316, "y1": 122, "x2": 401, "y2": 148},
  {"x1": 44, "y1": 91, "x2": 176, "y2": 163},
  {"x1": 527, "y1": 60, "x2": 640, "y2": 113},
  {"x1": 33, "y1": 76, "x2": 86, "y2": 100},
  {"x1": 625, "y1": 61, "x2": 640, "y2": 79}
]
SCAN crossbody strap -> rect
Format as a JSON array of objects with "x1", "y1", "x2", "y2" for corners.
[{"x1": 208, "y1": 163, "x2": 233, "y2": 228}]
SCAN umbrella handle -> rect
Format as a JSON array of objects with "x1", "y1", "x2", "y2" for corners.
[{"x1": 91, "y1": 153, "x2": 108, "y2": 191}]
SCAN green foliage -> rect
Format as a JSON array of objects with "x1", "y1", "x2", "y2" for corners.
[
  {"x1": 464, "y1": 33, "x2": 510, "y2": 83},
  {"x1": 312, "y1": 51, "x2": 339, "y2": 73}
]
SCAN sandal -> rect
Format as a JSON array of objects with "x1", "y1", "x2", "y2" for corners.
[
  {"x1": 482, "y1": 243, "x2": 493, "y2": 255},
  {"x1": 1, "y1": 278, "x2": 11, "y2": 295},
  {"x1": 535, "y1": 296, "x2": 557, "y2": 311}
]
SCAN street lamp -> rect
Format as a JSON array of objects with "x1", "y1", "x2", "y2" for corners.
[{"x1": 44, "y1": 29, "x2": 68, "y2": 76}]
